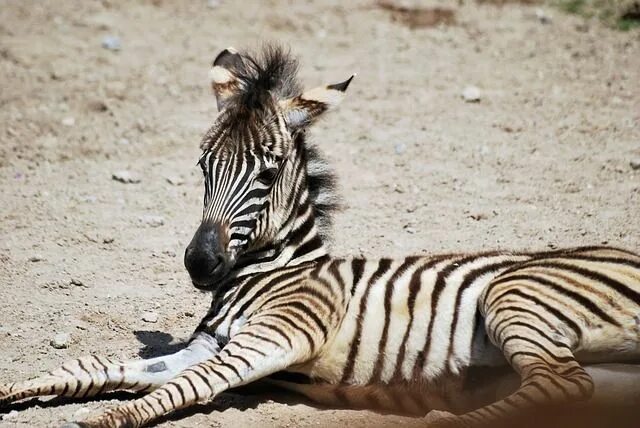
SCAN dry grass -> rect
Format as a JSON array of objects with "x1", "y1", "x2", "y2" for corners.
[{"x1": 552, "y1": 0, "x2": 640, "y2": 29}]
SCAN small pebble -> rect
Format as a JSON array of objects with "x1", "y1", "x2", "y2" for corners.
[
  {"x1": 163, "y1": 249, "x2": 177, "y2": 257},
  {"x1": 74, "y1": 319, "x2": 90, "y2": 331},
  {"x1": 469, "y1": 213, "x2": 488, "y2": 221},
  {"x1": 61, "y1": 117, "x2": 75, "y2": 126},
  {"x1": 29, "y1": 255, "x2": 44, "y2": 262},
  {"x1": 630, "y1": 159, "x2": 640, "y2": 170},
  {"x1": 394, "y1": 143, "x2": 407, "y2": 155},
  {"x1": 51, "y1": 332, "x2": 71, "y2": 349},
  {"x1": 403, "y1": 224, "x2": 416, "y2": 234},
  {"x1": 102, "y1": 236, "x2": 114, "y2": 244},
  {"x1": 207, "y1": 0, "x2": 221, "y2": 8},
  {"x1": 101, "y1": 35, "x2": 121, "y2": 51},
  {"x1": 535, "y1": 8, "x2": 552, "y2": 24},
  {"x1": 112, "y1": 170, "x2": 141, "y2": 184},
  {"x1": 165, "y1": 175, "x2": 185, "y2": 186},
  {"x1": 142, "y1": 312, "x2": 158, "y2": 323},
  {"x1": 462, "y1": 86, "x2": 481, "y2": 103},
  {"x1": 88, "y1": 100, "x2": 109, "y2": 112},
  {"x1": 70, "y1": 278, "x2": 85, "y2": 287},
  {"x1": 139, "y1": 215, "x2": 164, "y2": 227},
  {"x1": 118, "y1": 138, "x2": 130, "y2": 145}
]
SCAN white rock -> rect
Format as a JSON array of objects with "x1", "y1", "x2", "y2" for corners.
[
  {"x1": 51, "y1": 332, "x2": 71, "y2": 349},
  {"x1": 61, "y1": 117, "x2": 76, "y2": 126},
  {"x1": 142, "y1": 312, "x2": 158, "y2": 323},
  {"x1": 631, "y1": 159, "x2": 640, "y2": 170},
  {"x1": 535, "y1": 8, "x2": 552, "y2": 24},
  {"x1": 138, "y1": 215, "x2": 164, "y2": 227},
  {"x1": 112, "y1": 170, "x2": 141, "y2": 183},
  {"x1": 102, "y1": 35, "x2": 121, "y2": 51},
  {"x1": 394, "y1": 143, "x2": 406, "y2": 155},
  {"x1": 462, "y1": 86, "x2": 481, "y2": 103}
]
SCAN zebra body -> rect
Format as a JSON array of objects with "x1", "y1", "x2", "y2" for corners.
[
  {"x1": 198, "y1": 249, "x2": 640, "y2": 416},
  {"x1": 2, "y1": 45, "x2": 640, "y2": 428}
]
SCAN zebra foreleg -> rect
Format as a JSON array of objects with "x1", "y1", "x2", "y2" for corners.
[
  {"x1": 0, "y1": 332, "x2": 218, "y2": 408},
  {"x1": 61, "y1": 323, "x2": 315, "y2": 428}
]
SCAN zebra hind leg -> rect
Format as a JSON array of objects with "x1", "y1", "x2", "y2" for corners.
[
  {"x1": 432, "y1": 290, "x2": 595, "y2": 427},
  {"x1": 0, "y1": 332, "x2": 218, "y2": 409}
]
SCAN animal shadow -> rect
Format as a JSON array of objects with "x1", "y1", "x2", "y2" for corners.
[{"x1": 133, "y1": 330, "x2": 185, "y2": 358}]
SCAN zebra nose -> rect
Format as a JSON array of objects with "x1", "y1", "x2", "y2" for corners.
[{"x1": 184, "y1": 223, "x2": 229, "y2": 287}]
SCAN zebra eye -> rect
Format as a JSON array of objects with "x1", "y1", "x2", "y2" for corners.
[{"x1": 256, "y1": 168, "x2": 278, "y2": 186}]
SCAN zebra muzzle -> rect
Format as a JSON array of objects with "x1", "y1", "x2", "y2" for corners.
[{"x1": 184, "y1": 222, "x2": 231, "y2": 288}]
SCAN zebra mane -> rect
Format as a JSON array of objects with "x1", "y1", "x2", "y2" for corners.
[
  {"x1": 303, "y1": 139, "x2": 341, "y2": 243},
  {"x1": 226, "y1": 44, "x2": 302, "y2": 113}
]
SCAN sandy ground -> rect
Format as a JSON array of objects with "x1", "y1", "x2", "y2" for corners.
[{"x1": 1, "y1": 0, "x2": 639, "y2": 427}]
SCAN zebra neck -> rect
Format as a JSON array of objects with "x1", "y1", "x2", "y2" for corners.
[{"x1": 230, "y1": 210, "x2": 328, "y2": 278}]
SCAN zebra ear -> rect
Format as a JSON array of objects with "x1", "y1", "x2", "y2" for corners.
[
  {"x1": 210, "y1": 47, "x2": 245, "y2": 111},
  {"x1": 280, "y1": 74, "x2": 355, "y2": 129}
]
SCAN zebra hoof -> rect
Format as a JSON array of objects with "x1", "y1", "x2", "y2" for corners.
[{"x1": 0, "y1": 384, "x2": 11, "y2": 405}]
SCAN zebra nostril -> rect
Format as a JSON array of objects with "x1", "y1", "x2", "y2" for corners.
[{"x1": 184, "y1": 247, "x2": 195, "y2": 269}]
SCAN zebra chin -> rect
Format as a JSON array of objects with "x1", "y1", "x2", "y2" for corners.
[{"x1": 188, "y1": 260, "x2": 233, "y2": 291}]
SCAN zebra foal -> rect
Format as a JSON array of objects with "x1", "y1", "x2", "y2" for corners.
[{"x1": 1, "y1": 45, "x2": 640, "y2": 428}]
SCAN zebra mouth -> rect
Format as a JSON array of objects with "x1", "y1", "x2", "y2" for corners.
[
  {"x1": 189, "y1": 258, "x2": 233, "y2": 290},
  {"x1": 191, "y1": 280, "x2": 217, "y2": 291}
]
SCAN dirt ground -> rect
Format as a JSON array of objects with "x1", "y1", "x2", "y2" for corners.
[{"x1": 1, "y1": 0, "x2": 639, "y2": 427}]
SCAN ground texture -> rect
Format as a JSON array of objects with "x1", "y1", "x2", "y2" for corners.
[{"x1": 0, "y1": 0, "x2": 639, "y2": 427}]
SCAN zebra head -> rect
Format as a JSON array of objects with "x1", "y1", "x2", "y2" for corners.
[{"x1": 185, "y1": 45, "x2": 353, "y2": 289}]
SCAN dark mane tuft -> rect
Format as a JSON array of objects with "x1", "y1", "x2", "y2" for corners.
[
  {"x1": 229, "y1": 44, "x2": 302, "y2": 112},
  {"x1": 303, "y1": 138, "x2": 341, "y2": 242}
]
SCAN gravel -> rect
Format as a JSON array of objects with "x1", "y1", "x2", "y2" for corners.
[
  {"x1": 50, "y1": 332, "x2": 71, "y2": 349},
  {"x1": 112, "y1": 170, "x2": 141, "y2": 184}
]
